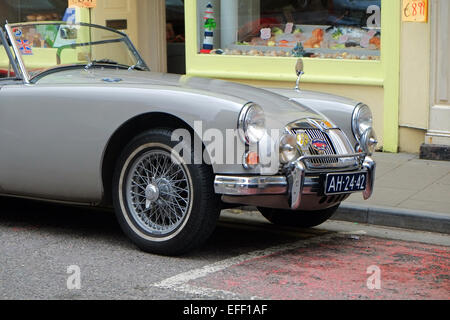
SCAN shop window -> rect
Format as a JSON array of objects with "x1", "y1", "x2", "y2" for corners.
[
  {"x1": 0, "y1": 0, "x2": 68, "y2": 24},
  {"x1": 166, "y1": 0, "x2": 186, "y2": 74},
  {"x1": 167, "y1": 0, "x2": 185, "y2": 44},
  {"x1": 197, "y1": 0, "x2": 381, "y2": 60}
]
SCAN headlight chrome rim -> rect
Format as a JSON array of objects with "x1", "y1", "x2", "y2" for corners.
[
  {"x1": 238, "y1": 103, "x2": 266, "y2": 145},
  {"x1": 352, "y1": 103, "x2": 373, "y2": 141}
]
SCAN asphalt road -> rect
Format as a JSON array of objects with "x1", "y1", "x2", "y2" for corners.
[{"x1": 0, "y1": 197, "x2": 449, "y2": 300}]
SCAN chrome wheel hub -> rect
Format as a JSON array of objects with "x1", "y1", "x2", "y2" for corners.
[
  {"x1": 145, "y1": 183, "x2": 160, "y2": 209},
  {"x1": 126, "y1": 150, "x2": 191, "y2": 236}
]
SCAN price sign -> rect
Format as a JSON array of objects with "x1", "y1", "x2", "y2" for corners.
[
  {"x1": 402, "y1": 0, "x2": 428, "y2": 22},
  {"x1": 68, "y1": 0, "x2": 97, "y2": 8}
]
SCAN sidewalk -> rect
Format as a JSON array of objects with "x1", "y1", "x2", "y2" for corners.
[
  {"x1": 331, "y1": 152, "x2": 450, "y2": 234},
  {"x1": 347, "y1": 152, "x2": 450, "y2": 214},
  {"x1": 235, "y1": 152, "x2": 450, "y2": 234}
]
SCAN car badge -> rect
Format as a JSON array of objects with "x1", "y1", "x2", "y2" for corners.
[
  {"x1": 297, "y1": 132, "x2": 310, "y2": 148},
  {"x1": 311, "y1": 139, "x2": 328, "y2": 153}
]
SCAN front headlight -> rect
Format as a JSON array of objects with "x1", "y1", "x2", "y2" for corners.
[
  {"x1": 352, "y1": 104, "x2": 373, "y2": 140},
  {"x1": 360, "y1": 128, "x2": 378, "y2": 156},
  {"x1": 279, "y1": 133, "x2": 300, "y2": 163},
  {"x1": 238, "y1": 103, "x2": 266, "y2": 144}
]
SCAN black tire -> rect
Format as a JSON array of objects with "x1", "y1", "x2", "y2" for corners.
[
  {"x1": 112, "y1": 128, "x2": 220, "y2": 256},
  {"x1": 258, "y1": 205, "x2": 339, "y2": 228}
]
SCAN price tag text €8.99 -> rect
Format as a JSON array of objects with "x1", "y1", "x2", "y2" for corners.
[
  {"x1": 68, "y1": 0, "x2": 97, "y2": 9},
  {"x1": 402, "y1": 0, "x2": 428, "y2": 23}
]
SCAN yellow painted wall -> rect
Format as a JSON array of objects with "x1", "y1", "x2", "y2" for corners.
[
  {"x1": 399, "y1": 127, "x2": 426, "y2": 153},
  {"x1": 91, "y1": 0, "x2": 139, "y2": 46},
  {"x1": 399, "y1": 18, "x2": 431, "y2": 130},
  {"x1": 397, "y1": 5, "x2": 432, "y2": 153}
]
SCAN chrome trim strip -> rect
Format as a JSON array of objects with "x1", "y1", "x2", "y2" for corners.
[
  {"x1": 297, "y1": 152, "x2": 365, "y2": 171},
  {"x1": 5, "y1": 24, "x2": 30, "y2": 84},
  {"x1": 363, "y1": 156, "x2": 376, "y2": 200},
  {"x1": 298, "y1": 152, "x2": 365, "y2": 160},
  {"x1": 352, "y1": 103, "x2": 367, "y2": 141},
  {"x1": 286, "y1": 118, "x2": 337, "y2": 131},
  {"x1": 287, "y1": 161, "x2": 305, "y2": 209},
  {"x1": 215, "y1": 156, "x2": 375, "y2": 209},
  {"x1": 238, "y1": 102, "x2": 256, "y2": 145},
  {"x1": 214, "y1": 175, "x2": 288, "y2": 196},
  {"x1": 327, "y1": 129, "x2": 355, "y2": 155},
  {"x1": 215, "y1": 174, "x2": 320, "y2": 196}
]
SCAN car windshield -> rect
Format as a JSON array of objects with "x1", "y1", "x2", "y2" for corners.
[{"x1": 6, "y1": 22, "x2": 148, "y2": 79}]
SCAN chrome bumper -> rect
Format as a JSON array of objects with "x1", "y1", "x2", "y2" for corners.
[{"x1": 214, "y1": 156, "x2": 376, "y2": 210}]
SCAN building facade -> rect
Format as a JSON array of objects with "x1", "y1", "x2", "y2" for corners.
[{"x1": 1, "y1": 0, "x2": 448, "y2": 157}]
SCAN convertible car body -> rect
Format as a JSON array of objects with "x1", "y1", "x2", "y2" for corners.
[{"x1": 0, "y1": 22, "x2": 377, "y2": 255}]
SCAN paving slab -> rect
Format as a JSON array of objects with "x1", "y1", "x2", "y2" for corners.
[
  {"x1": 348, "y1": 187, "x2": 418, "y2": 207},
  {"x1": 374, "y1": 162, "x2": 447, "y2": 191},
  {"x1": 346, "y1": 152, "x2": 450, "y2": 218}
]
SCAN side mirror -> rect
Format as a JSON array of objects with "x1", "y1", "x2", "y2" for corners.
[
  {"x1": 295, "y1": 58, "x2": 304, "y2": 76},
  {"x1": 60, "y1": 27, "x2": 78, "y2": 40},
  {"x1": 295, "y1": 58, "x2": 304, "y2": 91}
]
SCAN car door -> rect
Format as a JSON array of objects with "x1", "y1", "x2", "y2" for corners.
[
  {"x1": 0, "y1": 26, "x2": 105, "y2": 204},
  {"x1": 0, "y1": 80, "x2": 108, "y2": 204}
]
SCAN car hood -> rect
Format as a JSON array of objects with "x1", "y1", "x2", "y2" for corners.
[{"x1": 37, "y1": 68, "x2": 329, "y2": 127}]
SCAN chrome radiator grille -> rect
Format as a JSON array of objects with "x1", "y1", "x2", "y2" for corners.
[
  {"x1": 304, "y1": 129, "x2": 338, "y2": 165},
  {"x1": 291, "y1": 128, "x2": 358, "y2": 169}
]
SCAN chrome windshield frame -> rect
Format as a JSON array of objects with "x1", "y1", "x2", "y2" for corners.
[
  {"x1": 0, "y1": 26, "x2": 21, "y2": 80},
  {"x1": 4, "y1": 23, "x2": 30, "y2": 84},
  {"x1": 4, "y1": 21, "x2": 150, "y2": 83}
]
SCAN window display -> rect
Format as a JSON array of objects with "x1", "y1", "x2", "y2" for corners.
[
  {"x1": 166, "y1": 0, "x2": 186, "y2": 74},
  {"x1": 0, "y1": 0, "x2": 68, "y2": 23},
  {"x1": 197, "y1": 0, "x2": 381, "y2": 60}
]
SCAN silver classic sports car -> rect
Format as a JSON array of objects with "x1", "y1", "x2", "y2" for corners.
[{"x1": 0, "y1": 22, "x2": 377, "y2": 255}]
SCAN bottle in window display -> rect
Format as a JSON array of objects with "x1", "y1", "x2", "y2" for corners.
[{"x1": 200, "y1": 2, "x2": 216, "y2": 54}]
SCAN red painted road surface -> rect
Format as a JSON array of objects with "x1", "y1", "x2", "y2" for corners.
[{"x1": 191, "y1": 235, "x2": 450, "y2": 299}]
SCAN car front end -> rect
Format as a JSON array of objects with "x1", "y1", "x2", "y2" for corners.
[{"x1": 214, "y1": 101, "x2": 377, "y2": 212}]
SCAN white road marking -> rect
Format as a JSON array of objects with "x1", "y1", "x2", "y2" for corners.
[
  {"x1": 152, "y1": 234, "x2": 335, "y2": 299},
  {"x1": 339, "y1": 230, "x2": 368, "y2": 235}
]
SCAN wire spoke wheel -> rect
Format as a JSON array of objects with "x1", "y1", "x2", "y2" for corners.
[
  {"x1": 125, "y1": 150, "x2": 191, "y2": 236},
  {"x1": 114, "y1": 129, "x2": 220, "y2": 255}
]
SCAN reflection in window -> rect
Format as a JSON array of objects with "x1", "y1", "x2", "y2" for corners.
[
  {"x1": 0, "y1": 34, "x2": 16, "y2": 78},
  {"x1": 198, "y1": 0, "x2": 381, "y2": 60},
  {"x1": 166, "y1": 0, "x2": 186, "y2": 74},
  {"x1": 0, "y1": 0, "x2": 68, "y2": 23}
]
